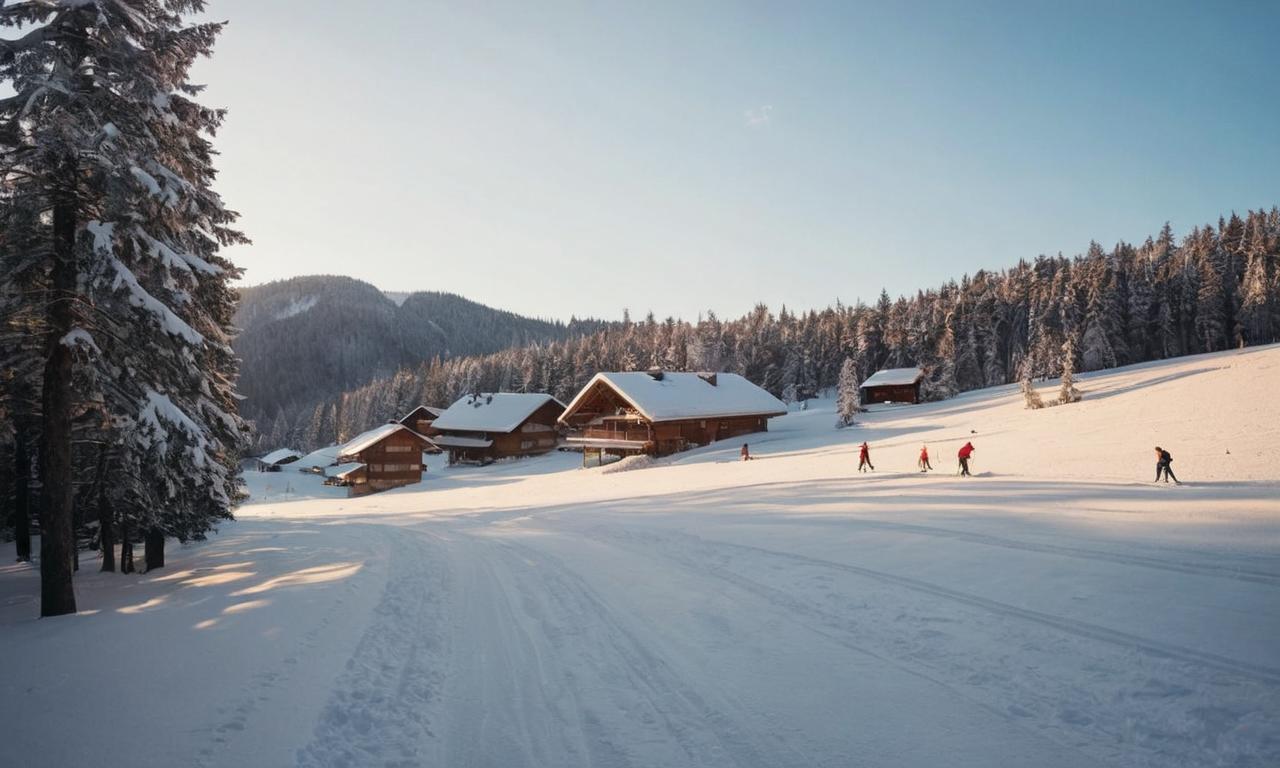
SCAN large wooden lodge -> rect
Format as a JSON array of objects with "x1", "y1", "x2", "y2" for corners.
[
  {"x1": 430, "y1": 393, "x2": 566, "y2": 464},
  {"x1": 559, "y1": 370, "x2": 786, "y2": 460}
]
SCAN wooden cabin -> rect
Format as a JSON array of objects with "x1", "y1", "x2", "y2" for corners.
[
  {"x1": 559, "y1": 370, "x2": 787, "y2": 461},
  {"x1": 332, "y1": 423, "x2": 436, "y2": 495},
  {"x1": 860, "y1": 367, "x2": 925, "y2": 404},
  {"x1": 256, "y1": 448, "x2": 301, "y2": 472},
  {"x1": 430, "y1": 393, "x2": 566, "y2": 465},
  {"x1": 398, "y1": 405, "x2": 445, "y2": 439}
]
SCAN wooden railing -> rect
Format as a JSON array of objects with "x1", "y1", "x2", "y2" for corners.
[{"x1": 581, "y1": 426, "x2": 651, "y2": 442}]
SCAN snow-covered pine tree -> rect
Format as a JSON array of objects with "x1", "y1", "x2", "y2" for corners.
[
  {"x1": 1020, "y1": 362, "x2": 1045, "y2": 409},
  {"x1": 1, "y1": 1, "x2": 247, "y2": 596},
  {"x1": 1058, "y1": 336, "x2": 1081, "y2": 404},
  {"x1": 835, "y1": 357, "x2": 860, "y2": 428}
]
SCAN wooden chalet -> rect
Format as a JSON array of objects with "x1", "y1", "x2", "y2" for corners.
[
  {"x1": 330, "y1": 423, "x2": 436, "y2": 495},
  {"x1": 559, "y1": 370, "x2": 787, "y2": 461},
  {"x1": 860, "y1": 367, "x2": 925, "y2": 404},
  {"x1": 430, "y1": 393, "x2": 566, "y2": 465},
  {"x1": 398, "y1": 405, "x2": 445, "y2": 441},
  {"x1": 256, "y1": 448, "x2": 301, "y2": 472}
]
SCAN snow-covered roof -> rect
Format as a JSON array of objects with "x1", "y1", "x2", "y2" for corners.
[
  {"x1": 400, "y1": 405, "x2": 444, "y2": 422},
  {"x1": 338, "y1": 423, "x2": 434, "y2": 457},
  {"x1": 295, "y1": 445, "x2": 340, "y2": 470},
  {"x1": 861, "y1": 368, "x2": 924, "y2": 388},
  {"x1": 326, "y1": 463, "x2": 366, "y2": 479},
  {"x1": 260, "y1": 448, "x2": 301, "y2": 465},
  {"x1": 562, "y1": 372, "x2": 787, "y2": 424},
  {"x1": 431, "y1": 434, "x2": 495, "y2": 449},
  {"x1": 431, "y1": 393, "x2": 564, "y2": 434}
]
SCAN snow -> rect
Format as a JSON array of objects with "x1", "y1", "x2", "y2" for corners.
[
  {"x1": 326, "y1": 463, "x2": 365, "y2": 479},
  {"x1": 294, "y1": 445, "x2": 340, "y2": 470},
  {"x1": 431, "y1": 392, "x2": 563, "y2": 433},
  {"x1": 273, "y1": 295, "x2": 318, "y2": 320},
  {"x1": 3, "y1": 345, "x2": 1280, "y2": 767},
  {"x1": 59, "y1": 327, "x2": 99, "y2": 353},
  {"x1": 259, "y1": 448, "x2": 301, "y2": 466},
  {"x1": 861, "y1": 367, "x2": 925, "y2": 387},
  {"x1": 338, "y1": 423, "x2": 432, "y2": 457},
  {"x1": 563, "y1": 371, "x2": 788, "y2": 422}
]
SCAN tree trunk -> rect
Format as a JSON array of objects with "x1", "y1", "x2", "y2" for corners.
[
  {"x1": 38, "y1": 171, "x2": 79, "y2": 617},
  {"x1": 119, "y1": 518, "x2": 134, "y2": 574},
  {"x1": 144, "y1": 528, "x2": 165, "y2": 572},
  {"x1": 97, "y1": 486, "x2": 113, "y2": 570},
  {"x1": 12, "y1": 423, "x2": 31, "y2": 562}
]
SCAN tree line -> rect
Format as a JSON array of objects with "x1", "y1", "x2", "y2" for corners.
[
  {"x1": 283, "y1": 209, "x2": 1280, "y2": 451},
  {"x1": 0, "y1": 1, "x2": 246, "y2": 616}
]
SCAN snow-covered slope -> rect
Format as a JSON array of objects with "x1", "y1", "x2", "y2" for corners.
[{"x1": 3, "y1": 345, "x2": 1279, "y2": 768}]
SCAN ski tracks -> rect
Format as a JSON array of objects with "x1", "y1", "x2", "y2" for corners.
[
  {"x1": 582, "y1": 524, "x2": 1280, "y2": 768},
  {"x1": 295, "y1": 528, "x2": 451, "y2": 768}
]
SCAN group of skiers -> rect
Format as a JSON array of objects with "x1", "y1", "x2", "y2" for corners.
[
  {"x1": 855, "y1": 441, "x2": 975, "y2": 476},
  {"x1": 741, "y1": 436, "x2": 1177, "y2": 483}
]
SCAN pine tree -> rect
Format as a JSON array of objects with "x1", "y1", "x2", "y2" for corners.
[
  {"x1": 1, "y1": 1, "x2": 247, "y2": 600},
  {"x1": 1020, "y1": 362, "x2": 1045, "y2": 410},
  {"x1": 834, "y1": 357, "x2": 860, "y2": 428},
  {"x1": 1058, "y1": 337, "x2": 1081, "y2": 405}
]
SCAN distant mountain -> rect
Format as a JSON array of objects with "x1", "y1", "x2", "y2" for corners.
[{"x1": 233, "y1": 276, "x2": 574, "y2": 433}]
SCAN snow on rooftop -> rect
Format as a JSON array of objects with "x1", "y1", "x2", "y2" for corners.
[
  {"x1": 295, "y1": 445, "x2": 340, "y2": 470},
  {"x1": 260, "y1": 448, "x2": 301, "y2": 465},
  {"x1": 564, "y1": 372, "x2": 787, "y2": 423},
  {"x1": 861, "y1": 368, "x2": 925, "y2": 388},
  {"x1": 338, "y1": 423, "x2": 431, "y2": 457},
  {"x1": 326, "y1": 463, "x2": 365, "y2": 480},
  {"x1": 432, "y1": 393, "x2": 564, "y2": 434}
]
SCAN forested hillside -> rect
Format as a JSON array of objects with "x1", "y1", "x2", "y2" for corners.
[
  {"x1": 234, "y1": 276, "x2": 605, "y2": 445},
  {"x1": 288, "y1": 209, "x2": 1280, "y2": 451}
]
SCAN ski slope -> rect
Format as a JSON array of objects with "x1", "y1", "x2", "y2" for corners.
[{"x1": 3, "y1": 345, "x2": 1280, "y2": 768}]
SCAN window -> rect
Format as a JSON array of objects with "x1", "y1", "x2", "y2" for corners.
[
  {"x1": 384, "y1": 445, "x2": 414, "y2": 453},
  {"x1": 378, "y1": 463, "x2": 418, "y2": 473}
]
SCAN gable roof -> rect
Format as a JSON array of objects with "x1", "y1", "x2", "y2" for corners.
[
  {"x1": 295, "y1": 445, "x2": 340, "y2": 470},
  {"x1": 561, "y1": 372, "x2": 787, "y2": 424},
  {"x1": 338, "y1": 423, "x2": 434, "y2": 457},
  {"x1": 260, "y1": 448, "x2": 301, "y2": 465},
  {"x1": 399, "y1": 405, "x2": 444, "y2": 424},
  {"x1": 860, "y1": 368, "x2": 924, "y2": 388},
  {"x1": 431, "y1": 393, "x2": 565, "y2": 434}
]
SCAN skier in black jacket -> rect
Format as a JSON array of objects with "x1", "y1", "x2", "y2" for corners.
[{"x1": 1154, "y1": 446, "x2": 1180, "y2": 484}]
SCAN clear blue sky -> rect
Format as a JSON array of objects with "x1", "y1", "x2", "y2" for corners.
[{"x1": 194, "y1": 0, "x2": 1280, "y2": 321}]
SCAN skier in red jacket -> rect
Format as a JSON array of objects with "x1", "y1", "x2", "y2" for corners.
[
  {"x1": 958, "y1": 442, "x2": 975, "y2": 477},
  {"x1": 858, "y1": 442, "x2": 874, "y2": 472},
  {"x1": 918, "y1": 445, "x2": 933, "y2": 472}
]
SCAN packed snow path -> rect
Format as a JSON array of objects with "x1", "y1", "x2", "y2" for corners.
[{"x1": 3, "y1": 346, "x2": 1280, "y2": 767}]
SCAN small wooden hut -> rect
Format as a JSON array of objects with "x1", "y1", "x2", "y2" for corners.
[
  {"x1": 256, "y1": 448, "x2": 301, "y2": 472},
  {"x1": 332, "y1": 423, "x2": 436, "y2": 495},
  {"x1": 860, "y1": 367, "x2": 925, "y2": 404},
  {"x1": 430, "y1": 393, "x2": 565, "y2": 464},
  {"x1": 559, "y1": 371, "x2": 787, "y2": 461}
]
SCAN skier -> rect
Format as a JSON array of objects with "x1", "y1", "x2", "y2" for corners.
[
  {"x1": 858, "y1": 442, "x2": 875, "y2": 472},
  {"x1": 958, "y1": 441, "x2": 975, "y2": 477},
  {"x1": 918, "y1": 445, "x2": 933, "y2": 472},
  {"x1": 1153, "y1": 446, "x2": 1180, "y2": 484},
  {"x1": 740, "y1": 443, "x2": 753, "y2": 461}
]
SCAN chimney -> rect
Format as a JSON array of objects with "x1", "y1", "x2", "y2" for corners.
[
  {"x1": 697, "y1": 372, "x2": 718, "y2": 386},
  {"x1": 647, "y1": 368, "x2": 664, "y2": 381}
]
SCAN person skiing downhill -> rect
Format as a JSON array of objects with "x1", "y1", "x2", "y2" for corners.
[
  {"x1": 958, "y1": 441, "x2": 975, "y2": 477},
  {"x1": 740, "y1": 443, "x2": 753, "y2": 461},
  {"x1": 918, "y1": 445, "x2": 933, "y2": 472},
  {"x1": 1153, "y1": 446, "x2": 1179, "y2": 484},
  {"x1": 858, "y1": 442, "x2": 874, "y2": 472}
]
